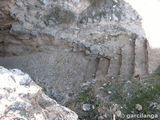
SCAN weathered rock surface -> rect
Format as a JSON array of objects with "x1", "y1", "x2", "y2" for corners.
[
  {"x1": 0, "y1": 66, "x2": 78, "y2": 120},
  {"x1": 0, "y1": 0, "x2": 159, "y2": 103}
]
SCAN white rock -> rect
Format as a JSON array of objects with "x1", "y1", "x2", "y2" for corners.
[
  {"x1": 108, "y1": 91, "x2": 112, "y2": 94},
  {"x1": 136, "y1": 104, "x2": 142, "y2": 111},
  {"x1": 82, "y1": 104, "x2": 91, "y2": 111}
]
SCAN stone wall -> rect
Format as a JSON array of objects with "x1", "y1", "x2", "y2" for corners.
[{"x1": 0, "y1": 0, "x2": 159, "y2": 103}]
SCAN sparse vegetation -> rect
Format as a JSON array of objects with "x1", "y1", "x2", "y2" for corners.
[
  {"x1": 77, "y1": 88, "x2": 101, "y2": 120},
  {"x1": 104, "y1": 67, "x2": 160, "y2": 120},
  {"x1": 67, "y1": 87, "x2": 102, "y2": 120},
  {"x1": 70, "y1": 68, "x2": 160, "y2": 120}
]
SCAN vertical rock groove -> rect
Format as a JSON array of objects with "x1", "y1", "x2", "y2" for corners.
[
  {"x1": 144, "y1": 38, "x2": 149, "y2": 75},
  {"x1": 96, "y1": 57, "x2": 110, "y2": 79},
  {"x1": 118, "y1": 48, "x2": 122, "y2": 76}
]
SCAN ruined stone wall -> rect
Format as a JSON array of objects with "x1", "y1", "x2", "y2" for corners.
[{"x1": 0, "y1": 0, "x2": 159, "y2": 103}]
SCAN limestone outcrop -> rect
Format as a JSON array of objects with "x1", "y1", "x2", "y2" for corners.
[
  {"x1": 0, "y1": 66, "x2": 78, "y2": 120},
  {"x1": 0, "y1": 0, "x2": 159, "y2": 103}
]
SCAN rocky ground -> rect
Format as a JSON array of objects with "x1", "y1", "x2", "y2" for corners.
[
  {"x1": 67, "y1": 67, "x2": 160, "y2": 120},
  {"x1": 0, "y1": 0, "x2": 160, "y2": 120},
  {"x1": 0, "y1": 0, "x2": 152, "y2": 104},
  {"x1": 1, "y1": 67, "x2": 160, "y2": 120}
]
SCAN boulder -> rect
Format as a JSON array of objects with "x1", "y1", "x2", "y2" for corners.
[{"x1": 0, "y1": 66, "x2": 78, "y2": 120}]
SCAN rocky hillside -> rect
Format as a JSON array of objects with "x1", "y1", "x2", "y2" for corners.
[
  {"x1": 0, "y1": 0, "x2": 160, "y2": 104},
  {"x1": 0, "y1": 66, "x2": 78, "y2": 120}
]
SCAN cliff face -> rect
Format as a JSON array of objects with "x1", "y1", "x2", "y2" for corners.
[
  {"x1": 0, "y1": 0, "x2": 159, "y2": 103},
  {"x1": 0, "y1": 66, "x2": 78, "y2": 120}
]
